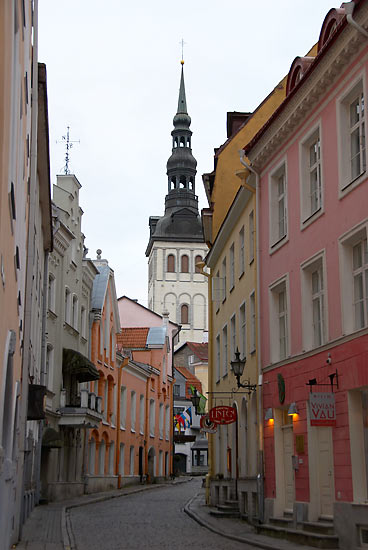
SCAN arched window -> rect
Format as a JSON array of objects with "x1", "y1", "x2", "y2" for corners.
[
  {"x1": 195, "y1": 255, "x2": 202, "y2": 273},
  {"x1": 65, "y1": 287, "x2": 71, "y2": 323},
  {"x1": 72, "y1": 295, "x2": 78, "y2": 329},
  {"x1": 180, "y1": 136, "x2": 185, "y2": 147},
  {"x1": 181, "y1": 255, "x2": 189, "y2": 273},
  {"x1": 181, "y1": 304, "x2": 189, "y2": 324},
  {"x1": 167, "y1": 254, "x2": 175, "y2": 273}
]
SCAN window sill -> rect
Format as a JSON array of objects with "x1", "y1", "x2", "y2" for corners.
[
  {"x1": 47, "y1": 309, "x2": 57, "y2": 320},
  {"x1": 229, "y1": 285, "x2": 234, "y2": 294},
  {"x1": 222, "y1": 372, "x2": 228, "y2": 379},
  {"x1": 239, "y1": 271, "x2": 244, "y2": 281},
  {"x1": 301, "y1": 206, "x2": 323, "y2": 230},
  {"x1": 269, "y1": 234, "x2": 288, "y2": 255},
  {"x1": 131, "y1": 429, "x2": 136, "y2": 434},
  {"x1": 340, "y1": 170, "x2": 366, "y2": 198},
  {"x1": 120, "y1": 426, "x2": 126, "y2": 431},
  {"x1": 250, "y1": 348, "x2": 256, "y2": 355},
  {"x1": 249, "y1": 257, "x2": 254, "y2": 266}
]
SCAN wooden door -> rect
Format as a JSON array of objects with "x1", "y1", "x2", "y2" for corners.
[
  {"x1": 318, "y1": 427, "x2": 334, "y2": 518},
  {"x1": 283, "y1": 425, "x2": 295, "y2": 513}
]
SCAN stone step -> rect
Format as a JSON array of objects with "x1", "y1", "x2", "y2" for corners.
[
  {"x1": 256, "y1": 523, "x2": 339, "y2": 549},
  {"x1": 302, "y1": 521, "x2": 335, "y2": 536},
  {"x1": 269, "y1": 516, "x2": 293, "y2": 528},
  {"x1": 217, "y1": 503, "x2": 239, "y2": 512},
  {"x1": 224, "y1": 499, "x2": 239, "y2": 506},
  {"x1": 209, "y1": 509, "x2": 241, "y2": 519}
]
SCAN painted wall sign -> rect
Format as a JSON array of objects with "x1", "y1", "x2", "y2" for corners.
[
  {"x1": 209, "y1": 406, "x2": 237, "y2": 425},
  {"x1": 309, "y1": 392, "x2": 336, "y2": 426}
]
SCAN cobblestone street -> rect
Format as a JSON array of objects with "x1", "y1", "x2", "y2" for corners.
[{"x1": 69, "y1": 479, "x2": 251, "y2": 550}]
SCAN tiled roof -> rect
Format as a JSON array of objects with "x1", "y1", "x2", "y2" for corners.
[
  {"x1": 186, "y1": 342, "x2": 208, "y2": 362},
  {"x1": 175, "y1": 366, "x2": 202, "y2": 400},
  {"x1": 117, "y1": 328, "x2": 149, "y2": 350}
]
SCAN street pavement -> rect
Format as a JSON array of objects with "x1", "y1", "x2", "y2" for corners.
[{"x1": 16, "y1": 477, "x2": 318, "y2": 550}]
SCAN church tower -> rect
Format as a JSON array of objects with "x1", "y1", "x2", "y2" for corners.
[{"x1": 146, "y1": 62, "x2": 208, "y2": 344}]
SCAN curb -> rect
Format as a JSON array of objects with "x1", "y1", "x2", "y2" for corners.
[
  {"x1": 62, "y1": 477, "x2": 193, "y2": 550},
  {"x1": 184, "y1": 494, "x2": 283, "y2": 550}
]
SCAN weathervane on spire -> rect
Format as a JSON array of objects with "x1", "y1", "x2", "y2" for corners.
[
  {"x1": 180, "y1": 38, "x2": 186, "y2": 65},
  {"x1": 57, "y1": 126, "x2": 80, "y2": 175}
]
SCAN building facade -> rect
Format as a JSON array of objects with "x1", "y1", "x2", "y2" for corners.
[
  {"x1": 244, "y1": 2, "x2": 368, "y2": 546},
  {"x1": 146, "y1": 63, "x2": 208, "y2": 344}
]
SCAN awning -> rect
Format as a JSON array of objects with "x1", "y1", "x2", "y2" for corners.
[
  {"x1": 42, "y1": 427, "x2": 62, "y2": 448},
  {"x1": 62, "y1": 348, "x2": 99, "y2": 382},
  {"x1": 191, "y1": 437, "x2": 208, "y2": 450}
]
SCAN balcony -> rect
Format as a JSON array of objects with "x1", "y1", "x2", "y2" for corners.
[{"x1": 59, "y1": 388, "x2": 103, "y2": 428}]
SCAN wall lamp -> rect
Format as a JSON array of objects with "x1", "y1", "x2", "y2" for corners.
[
  {"x1": 230, "y1": 348, "x2": 257, "y2": 392},
  {"x1": 265, "y1": 408, "x2": 274, "y2": 421},
  {"x1": 288, "y1": 402, "x2": 298, "y2": 416},
  {"x1": 190, "y1": 388, "x2": 205, "y2": 416}
]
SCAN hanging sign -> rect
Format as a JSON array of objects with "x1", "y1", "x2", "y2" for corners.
[
  {"x1": 209, "y1": 406, "x2": 237, "y2": 425},
  {"x1": 309, "y1": 392, "x2": 336, "y2": 426},
  {"x1": 200, "y1": 414, "x2": 217, "y2": 433}
]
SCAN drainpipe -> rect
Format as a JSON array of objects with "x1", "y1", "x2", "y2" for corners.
[
  {"x1": 196, "y1": 261, "x2": 212, "y2": 505},
  {"x1": 343, "y1": 2, "x2": 368, "y2": 38},
  {"x1": 239, "y1": 150, "x2": 264, "y2": 522}
]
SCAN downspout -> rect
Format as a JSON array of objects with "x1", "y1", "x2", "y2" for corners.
[
  {"x1": 171, "y1": 325, "x2": 181, "y2": 476},
  {"x1": 239, "y1": 150, "x2": 264, "y2": 522},
  {"x1": 17, "y1": 0, "x2": 39, "y2": 536},
  {"x1": 197, "y1": 261, "x2": 212, "y2": 505},
  {"x1": 343, "y1": 2, "x2": 368, "y2": 38},
  {"x1": 115, "y1": 354, "x2": 128, "y2": 487}
]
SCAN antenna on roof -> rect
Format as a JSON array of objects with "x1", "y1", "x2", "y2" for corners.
[{"x1": 57, "y1": 126, "x2": 80, "y2": 174}]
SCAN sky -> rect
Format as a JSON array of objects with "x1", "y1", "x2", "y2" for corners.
[{"x1": 38, "y1": 0, "x2": 336, "y2": 306}]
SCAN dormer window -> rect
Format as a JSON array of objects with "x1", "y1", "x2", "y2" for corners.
[
  {"x1": 286, "y1": 57, "x2": 314, "y2": 96},
  {"x1": 318, "y1": 8, "x2": 345, "y2": 52}
]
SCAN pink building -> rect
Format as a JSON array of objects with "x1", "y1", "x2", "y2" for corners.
[{"x1": 244, "y1": 2, "x2": 368, "y2": 547}]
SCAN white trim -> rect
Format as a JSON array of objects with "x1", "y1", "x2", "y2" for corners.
[{"x1": 268, "y1": 157, "x2": 289, "y2": 254}]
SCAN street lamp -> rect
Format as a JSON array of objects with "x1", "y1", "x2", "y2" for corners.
[
  {"x1": 230, "y1": 348, "x2": 257, "y2": 392},
  {"x1": 190, "y1": 388, "x2": 203, "y2": 415}
]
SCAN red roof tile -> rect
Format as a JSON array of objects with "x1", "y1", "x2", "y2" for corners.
[
  {"x1": 175, "y1": 366, "x2": 202, "y2": 399},
  {"x1": 186, "y1": 342, "x2": 208, "y2": 362},
  {"x1": 117, "y1": 328, "x2": 149, "y2": 350}
]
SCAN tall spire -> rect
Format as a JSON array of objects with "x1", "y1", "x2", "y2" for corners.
[{"x1": 177, "y1": 63, "x2": 188, "y2": 114}]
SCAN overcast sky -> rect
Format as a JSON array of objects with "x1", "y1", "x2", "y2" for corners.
[{"x1": 38, "y1": 0, "x2": 336, "y2": 306}]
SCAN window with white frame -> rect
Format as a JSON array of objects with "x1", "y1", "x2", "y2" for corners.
[
  {"x1": 339, "y1": 223, "x2": 368, "y2": 335},
  {"x1": 72, "y1": 295, "x2": 78, "y2": 329},
  {"x1": 230, "y1": 314, "x2": 236, "y2": 361},
  {"x1": 338, "y1": 79, "x2": 367, "y2": 191},
  {"x1": 130, "y1": 391, "x2": 136, "y2": 431},
  {"x1": 222, "y1": 257, "x2": 227, "y2": 301},
  {"x1": 300, "y1": 127, "x2": 323, "y2": 223},
  {"x1": 213, "y1": 270, "x2": 222, "y2": 312},
  {"x1": 301, "y1": 255, "x2": 326, "y2": 350},
  {"x1": 120, "y1": 386, "x2": 127, "y2": 429},
  {"x1": 139, "y1": 395, "x2": 144, "y2": 434},
  {"x1": 48, "y1": 274, "x2": 55, "y2": 312},
  {"x1": 165, "y1": 405, "x2": 170, "y2": 440},
  {"x1": 129, "y1": 445, "x2": 135, "y2": 475},
  {"x1": 149, "y1": 399, "x2": 155, "y2": 436},
  {"x1": 65, "y1": 287, "x2": 71, "y2": 324},
  {"x1": 239, "y1": 302, "x2": 246, "y2": 359},
  {"x1": 222, "y1": 324, "x2": 228, "y2": 376},
  {"x1": 159, "y1": 403, "x2": 164, "y2": 439},
  {"x1": 250, "y1": 292, "x2": 256, "y2": 353},
  {"x1": 103, "y1": 379, "x2": 108, "y2": 421},
  {"x1": 269, "y1": 163, "x2": 288, "y2": 248},
  {"x1": 249, "y1": 212, "x2": 255, "y2": 263},
  {"x1": 216, "y1": 334, "x2": 220, "y2": 382},
  {"x1": 269, "y1": 278, "x2": 289, "y2": 362},
  {"x1": 230, "y1": 243, "x2": 235, "y2": 290},
  {"x1": 239, "y1": 226, "x2": 245, "y2": 277},
  {"x1": 46, "y1": 344, "x2": 54, "y2": 390},
  {"x1": 81, "y1": 306, "x2": 87, "y2": 339}
]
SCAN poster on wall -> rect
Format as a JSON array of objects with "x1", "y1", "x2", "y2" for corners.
[{"x1": 309, "y1": 392, "x2": 336, "y2": 426}]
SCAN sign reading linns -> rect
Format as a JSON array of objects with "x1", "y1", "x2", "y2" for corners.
[
  {"x1": 209, "y1": 406, "x2": 237, "y2": 425},
  {"x1": 309, "y1": 392, "x2": 336, "y2": 427}
]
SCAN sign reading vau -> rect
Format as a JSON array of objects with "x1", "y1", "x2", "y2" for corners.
[
  {"x1": 309, "y1": 392, "x2": 336, "y2": 427},
  {"x1": 209, "y1": 406, "x2": 237, "y2": 425}
]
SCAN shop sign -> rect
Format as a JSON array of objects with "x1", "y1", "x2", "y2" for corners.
[
  {"x1": 200, "y1": 414, "x2": 217, "y2": 433},
  {"x1": 209, "y1": 406, "x2": 237, "y2": 425},
  {"x1": 309, "y1": 392, "x2": 336, "y2": 426}
]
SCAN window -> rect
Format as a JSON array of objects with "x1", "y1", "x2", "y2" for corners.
[
  {"x1": 239, "y1": 302, "x2": 246, "y2": 359},
  {"x1": 269, "y1": 163, "x2": 288, "y2": 249},
  {"x1": 181, "y1": 304, "x2": 189, "y2": 324},
  {"x1": 301, "y1": 255, "x2": 326, "y2": 350},
  {"x1": 46, "y1": 344, "x2": 54, "y2": 390},
  {"x1": 229, "y1": 243, "x2": 235, "y2": 290},
  {"x1": 173, "y1": 384, "x2": 180, "y2": 397},
  {"x1": 149, "y1": 399, "x2": 155, "y2": 436},
  {"x1": 64, "y1": 287, "x2": 71, "y2": 324},
  {"x1": 72, "y1": 295, "x2": 78, "y2": 329},
  {"x1": 239, "y1": 227, "x2": 245, "y2": 276},
  {"x1": 300, "y1": 127, "x2": 323, "y2": 224},
  {"x1": 48, "y1": 274, "x2": 55, "y2": 312},
  {"x1": 81, "y1": 306, "x2": 86, "y2": 339},
  {"x1": 120, "y1": 386, "x2": 127, "y2": 429},
  {"x1": 130, "y1": 391, "x2": 136, "y2": 431},
  {"x1": 269, "y1": 278, "x2": 289, "y2": 362},
  {"x1": 181, "y1": 254, "x2": 189, "y2": 273},
  {"x1": 230, "y1": 314, "x2": 236, "y2": 361},
  {"x1": 249, "y1": 211, "x2": 254, "y2": 263},
  {"x1": 119, "y1": 443, "x2": 125, "y2": 475},
  {"x1": 222, "y1": 258, "x2": 227, "y2": 301},
  {"x1": 167, "y1": 254, "x2": 175, "y2": 272},
  {"x1": 103, "y1": 380, "x2": 108, "y2": 421},
  {"x1": 130, "y1": 445, "x2": 135, "y2": 475},
  {"x1": 216, "y1": 334, "x2": 220, "y2": 382},
  {"x1": 139, "y1": 395, "x2": 144, "y2": 434},
  {"x1": 338, "y1": 78, "x2": 367, "y2": 191},
  {"x1": 222, "y1": 324, "x2": 228, "y2": 377},
  {"x1": 159, "y1": 403, "x2": 164, "y2": 439},
  {"x1": 353, "y1": 238, "x2": 368, "y2": 330},
  {"x1": 195, "y1": 255, "x2": 202, "y2": 273},
  {"x1": 165, "y1": 405, "x2": 170, "y2": 440},
  {"x1": 250, "y1": 292, "x2": 256, "y2": 353}
]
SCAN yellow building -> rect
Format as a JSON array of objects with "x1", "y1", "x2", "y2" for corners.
[{"x1": 202, "y1": 80, "x2": 288, "y2": 520}]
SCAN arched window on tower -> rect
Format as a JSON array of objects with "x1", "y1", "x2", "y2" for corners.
[
  {"x1": 189, "y1": 176, "x2": 194, "y2": 190},
  {"x1": 174, "y1": 137, "x2": 178, "y2": 148},
  {"x1": 181, "y1": 304, "x2": 189, "y2": 324},
  {"x1": 181, "y1": 254, "x2": 189, "y2": 273},
  {"x1": 167, "y1": 254, "x2": 175, "y2": 273},
  {"x1": 195, "y1": 255, "x2": 202, "y2": 273},
  {"x1": 170, "y1": 176, "x2": 176, "y2": 190},
  {"x1": 179, "y1": 176, "x2": 187, "y2": 189},
  {"x1": 187, "y1": 137, "x2": 191, "y2": 147},
  {"x1": 180, "y1": 136, "x2": 185, "y2": 147}
]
